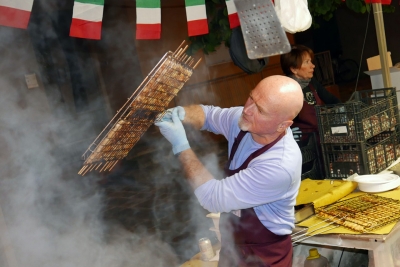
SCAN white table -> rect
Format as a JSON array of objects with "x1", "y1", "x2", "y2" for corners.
[{"x1": 297, "y1": 221, "x2": 400, "y2": 267}]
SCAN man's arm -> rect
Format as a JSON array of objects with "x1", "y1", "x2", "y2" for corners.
[
  {"x1": 155, "y1": 106, "x2": 215, "y2": 189},
  {"x1": 178, "y1": 149, "x2": 214, "y2": 190},
  {"x1": 182, "y1": 105, "x2": 205, "y2": 130}
]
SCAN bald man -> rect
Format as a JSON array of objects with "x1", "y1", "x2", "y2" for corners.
[{"x1": 155, "y1": 75, "x2": 304, "y2": 267}]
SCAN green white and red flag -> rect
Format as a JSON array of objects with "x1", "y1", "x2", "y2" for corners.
[
  {"x1": 225, "y1": 0, "x2": 240, "y2": 28},
  {"x1": 70, "y1": 0, "x2": 104, "y2": 40},
  {"x1": 0, "y1": 0, "x2": 34, "y2": 29},
  {"x1": 136, "y1": 0, "x2": 161, "y2": 39},
  {"x1": 185, "y1": 0, "x2": 208, "y2": 36}
]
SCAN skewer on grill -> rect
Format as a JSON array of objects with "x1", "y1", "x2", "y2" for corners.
[
  {"x1": 292, "y1": 224, "x2": 340, "y2": 245},
  {"x1": 312, "y1": 194, "x2": 400, "y2": 233},
  {"x1": 193, "y1": 58, "x2": 202, "y2": 69},
  {"x1": 79, "y1": 41, "x2": 198, "y2": 175},
  {"x1": 173, "y1": 40, "x2": 186, "y2": 56},
  {"x1": 292, "y1": 215, "x2": 345, "y2": 244}
]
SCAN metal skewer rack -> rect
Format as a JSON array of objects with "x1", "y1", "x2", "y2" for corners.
[
  {"x1": 78, "y1": 41, "x2": 201, "y2": 175},
  {"x1": 292, "y1": 194, "x2": 400, "y2": 244},
  {"x1": 315, "y1": 194, "x2": 400, "y2": 233}
]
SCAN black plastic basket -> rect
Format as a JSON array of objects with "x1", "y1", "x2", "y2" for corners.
[
  {"x1": 299, "y1": 132, "x2": 319, "y2": 164},
  {"x1": 322, "y1": 130, "x2": 400, "y2": 178},
  {"x1": 298, "y1": 132, "x2": 324, "y2": 179},
  {"x1": 301, "y1": 159, "x2": 322, "y2": 180},
  {"x1": 316, "y1": 87, "x2": 399, "y2": 143}
]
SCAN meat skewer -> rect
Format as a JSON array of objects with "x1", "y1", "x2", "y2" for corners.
[{"x1": 78, "y1": 41, "x2": 198, "y2": 175}]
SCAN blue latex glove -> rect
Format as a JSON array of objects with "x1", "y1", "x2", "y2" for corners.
[
  {"x1": 291, "y1": 127, "x2": 302, "y2": 142},
  {"x1": 157, "y1": 106, "x2": 185, "y2": 123},
  {"x1": 154, "y1": 108, "x2": 190, "y2": 155}
]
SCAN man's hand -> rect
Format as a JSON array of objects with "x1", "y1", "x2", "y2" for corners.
[
  {"x1": 155, "y1": 108, "x2": 190, "y2": 155},
  {"x1": 157, "y1": 106, "x2": 185, "y2": 123}
]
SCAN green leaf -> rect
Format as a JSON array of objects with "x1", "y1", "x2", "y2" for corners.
[
  {"x1": 188, "y1": 0, "x2": 395, "y2": 56},
  {"x1": 382, "y1": 5, "x2": 395, "y2": 13},
  {"x1": 205, "y1": 43, "x2": 217, "y2": 52},
  {"x1": 192, "y1": 41, "x2": 203, "y2": 52},
  {"x1": 346, "y1": 0, "x2": 364, "y2": 13}
]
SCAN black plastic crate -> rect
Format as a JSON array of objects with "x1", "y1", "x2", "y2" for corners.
[
  {"x1": 322, "y1": 131, "x2": 400, "y2": 178},
  {"x1": 299, "y1": 132, "x2": 319, "y2": 164},
  {"x1": 298, "y1": 132, "x2": 324, "y2": 180},
  {"x1": 301, "y1": 159, "x2": 323, "y2": 180},
  {"x1": 316, "y1": 87, "x2": 399, "y2": 143}
]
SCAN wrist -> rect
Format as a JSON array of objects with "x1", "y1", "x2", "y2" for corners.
[{"x1": 172, "y1": 143, "x2": 190, "y2": 155}]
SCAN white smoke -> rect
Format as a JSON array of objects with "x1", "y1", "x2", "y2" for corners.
[
  {"x1": 0, "y1": 20, "x2": 180, "y2": 267},
  {"x1": 0, "y1": 2, "x2": 223, "y2": 265},
  {"x1": 0, "y1": 74, "x2": 180, "y2": 267}
]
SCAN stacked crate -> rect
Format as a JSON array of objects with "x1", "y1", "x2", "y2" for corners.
[
  {"x1": 316, "y1": 87, "x2": 400, "y2": 178},
  {"x1": 298, "y1": 132, "x2": 324, "y2": 180}
]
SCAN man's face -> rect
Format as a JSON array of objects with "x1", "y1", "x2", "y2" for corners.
[{"x1": 238, "y1": 88, "x2": 281, "y2": 135}]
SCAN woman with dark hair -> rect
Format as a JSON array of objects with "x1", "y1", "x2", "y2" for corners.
[{"x1": 280, "y1": 45, "x2": 341, "y2": 137}]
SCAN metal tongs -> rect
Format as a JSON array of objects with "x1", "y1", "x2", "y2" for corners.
[{"x1": 291, "y1": 215, "x2": 345, "y2": 245}]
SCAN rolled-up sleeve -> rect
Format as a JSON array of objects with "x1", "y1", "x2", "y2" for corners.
[{"x1": 200, "y1": 105, "x2": 242, "y2": 138}]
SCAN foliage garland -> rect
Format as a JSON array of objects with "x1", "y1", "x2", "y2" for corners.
[{"x1": 187, "y1": 0, "x2": 395, "y2": 55}]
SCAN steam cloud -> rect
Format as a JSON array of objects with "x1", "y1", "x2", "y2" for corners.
[
  {"x1": 0, "y1": 12, "x2": 207, "y2": 267},
  {"x1": 0, "y1": 39, "x2": 180, "y2": 267}
]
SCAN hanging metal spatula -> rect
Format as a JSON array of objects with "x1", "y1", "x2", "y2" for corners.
[{"x1": 233, "y1": 0, "x2": 291, "y2": 59}]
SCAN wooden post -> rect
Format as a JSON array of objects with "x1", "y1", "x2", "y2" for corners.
[{"x1": 372, "y1": 2, "x2": 392, "y2": 88}]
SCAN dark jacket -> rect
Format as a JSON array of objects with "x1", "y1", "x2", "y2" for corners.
[
  {"x1": 293, "y1": 78, "x2": 341, "y2": 133},
  {"x1": 303, "y1": 78, "x2": 340, "y2": 105}
]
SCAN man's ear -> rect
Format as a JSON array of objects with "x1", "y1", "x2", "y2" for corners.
[{"x1": 278, "y1": 121, "x2": 293, "y2": 132}]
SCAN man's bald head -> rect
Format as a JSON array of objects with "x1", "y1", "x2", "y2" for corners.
[
  {"x1": 239, "y1": 75, "x2": 304, "y2": 144},
  {"x1": 255, "y1": 75, "x2": 303, "y2": 121}
]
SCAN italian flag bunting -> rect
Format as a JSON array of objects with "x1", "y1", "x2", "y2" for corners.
[
  {"x1": 225, "y1": 0, "x2": 240, "y2": 29},
  {"x1": 70, "y1": 0, "x2": 104, "y2": 40},
  {"x1": 185, "y1": 0, "x2": 208, "y2": 37},
  {"x1": 136, "y1": 0, "x2": 161, "y2": 39},
  {"x1": 0, "y1": 0, "x2": 34, "y2": 29}
]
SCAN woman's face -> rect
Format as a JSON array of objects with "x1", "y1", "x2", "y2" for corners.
[{"x1": 291, "y1": 53, "x2": 315, "y2": 80}]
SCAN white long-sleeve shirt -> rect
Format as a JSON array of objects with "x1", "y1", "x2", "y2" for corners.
[{"x1": 194, "y1": 105, "x2": 302, "y2": 235}]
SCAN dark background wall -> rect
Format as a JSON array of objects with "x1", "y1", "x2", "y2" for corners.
[{"x1": 295, "y1": 3, "x2": 400, "y2": 79}]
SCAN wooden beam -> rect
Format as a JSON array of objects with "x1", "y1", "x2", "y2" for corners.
[{"x1": 372, "y1": 3, "x2": 392, "y2": 88}]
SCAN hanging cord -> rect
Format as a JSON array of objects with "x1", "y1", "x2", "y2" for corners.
[
  {"x1": 337, "y1": 248, "x2": 345, "y2": 267},
  {"x1": 353, "y1": 3, "x2": 372, "y2": 93}
]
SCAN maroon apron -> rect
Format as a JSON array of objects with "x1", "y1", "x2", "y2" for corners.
[
  {"x1": 218, "y1": 130, "x2": 292, "y2": 267},
  {"x1": 292, "y1": 83, "x2": 324, "y2": 136},
  {"x1": 292, "y1": 83, "x2": 326, "y2": 175}
]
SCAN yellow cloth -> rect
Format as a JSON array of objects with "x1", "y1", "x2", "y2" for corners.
[
  {"x1": 297, "y1": 186, "x2": 400, "y2": 235},
  {"x1": 296, "y1": 179, "x2": 358, "y2": 208}
]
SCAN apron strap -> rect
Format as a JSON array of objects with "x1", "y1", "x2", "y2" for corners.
[{"x1": 225, "y1": 131, "x2": 285, "y2": 175}]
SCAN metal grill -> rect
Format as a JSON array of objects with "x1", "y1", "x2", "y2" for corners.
[
  {"x1": 78, "y1": 41, "x2": 201, "y2": 175},
  {"x1": 315, "y1": 194, "x2": 400, "y2": 233},
  {"x1": 292, "y1": 194, "x2": 400, "y2": 244}
]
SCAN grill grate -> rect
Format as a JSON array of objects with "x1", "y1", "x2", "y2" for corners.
[
  {"x1": 78, "y1": 41, "x2": 200, "y2": 175},
  {"x1": 315, "y1": 194, "x2": 400, "y2": 233}
]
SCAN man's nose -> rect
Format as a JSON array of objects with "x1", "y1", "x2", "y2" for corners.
[{"x1": 243, "y1": 103, "x2": 254, "y2": 114}]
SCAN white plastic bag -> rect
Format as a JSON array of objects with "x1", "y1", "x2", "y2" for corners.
[{"x1": 274, "y1": 0, "x2": 312, "y2": 34}]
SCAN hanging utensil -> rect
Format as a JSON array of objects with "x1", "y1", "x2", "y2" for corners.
[{"x1": 232, "y1": 0, "x2": 291, "y2": 59}]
